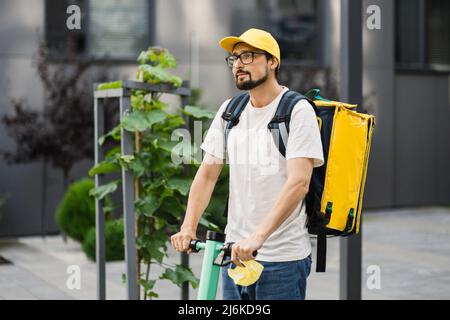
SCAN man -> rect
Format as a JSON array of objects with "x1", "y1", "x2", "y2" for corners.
[{"x1": 171, "y1": 28, "x2": 324, "y2": 300}]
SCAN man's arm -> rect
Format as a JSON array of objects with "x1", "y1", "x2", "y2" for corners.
[
  {"x1": 171, "y1": 152, "x2": 224, "y2": 253},
  {"x1": 231, "y1": 157, "x2": 313, "y2": 265}
]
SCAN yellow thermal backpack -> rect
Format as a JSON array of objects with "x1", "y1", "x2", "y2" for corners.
[
  {"x1": 221, "y1": 88, "x2": 376, "y2": 272},
  {"x1": 304, "y1": 89, "x2": 375, "y2": 272}
]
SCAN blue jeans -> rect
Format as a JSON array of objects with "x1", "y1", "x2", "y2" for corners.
[{"x1": 221, "y1": 255, "x2": 312, "y2": 300}]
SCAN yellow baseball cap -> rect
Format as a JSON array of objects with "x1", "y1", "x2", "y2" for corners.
[{"x1": 219, "y1": 28, "x2": 281, "y2": 68}]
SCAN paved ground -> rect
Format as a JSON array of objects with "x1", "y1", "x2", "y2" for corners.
[{"x1": 1, "y1": 206, "x2": 450, "y2": 300}]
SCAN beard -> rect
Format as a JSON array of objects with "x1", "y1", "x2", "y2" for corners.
[{"x1": 235, "y1": 68, "x2": 269, "y2": 90}]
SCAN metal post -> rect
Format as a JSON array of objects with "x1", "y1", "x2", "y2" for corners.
[
  {"x1": 339, "y1": 0, "x2": 363, "y2": 300},
  {"x1": 94, "y1": 81, "x2": 191, "y2": 300},
  {"x1": 94, "y1": 96, "x2": 106, "y2": 300},
  {"x1": 180, "y1": 92, "x2": 190, "y2": 300},
  {"x1": 120, "y1": 95, "x2": 139, "y2": 300}
]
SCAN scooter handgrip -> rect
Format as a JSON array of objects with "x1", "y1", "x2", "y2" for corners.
[
  {"x1": 189, "y1": 239, "x2": 201, "y2": 252},
  {"x1": 224, "y1": 242, "x2": 258, "y2": 257}
]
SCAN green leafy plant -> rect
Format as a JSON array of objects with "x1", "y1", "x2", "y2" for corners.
[
  {"x1": 83, "y1": 219, "x2": 125, "y2": 262},
  {"x1": 184, "y1": 87, "x2": 228, "y2": 233},
  {"x1": 89, "y1": 47, "x2": 221, "y2": 299}
]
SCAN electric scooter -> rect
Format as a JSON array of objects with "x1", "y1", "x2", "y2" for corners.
[{"x1": 189, "y1": 230, "x2": 257, "y2": 300}]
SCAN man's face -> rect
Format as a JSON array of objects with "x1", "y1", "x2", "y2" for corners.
[{"x1": 231, "y1": 43, "x2": 270, "y2": 90}]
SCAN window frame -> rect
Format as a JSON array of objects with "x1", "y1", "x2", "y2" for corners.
[
  {"x1": 395, "y1": 0, "x2": 450, "y2": 73},
  {"x1": 44, "y1": 0, "x2": 155, "y2": 64}
]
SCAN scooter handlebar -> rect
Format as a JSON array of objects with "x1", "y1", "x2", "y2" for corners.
[
  {"x1": 223, "y1": 242, "x2": 257, "y2": 258},
  {"x1": 189, "y1": 239, "x2": 201, "y2": 252},
  {"x1": 187, "y1": 240, "x2": 257, "y2": 257}
]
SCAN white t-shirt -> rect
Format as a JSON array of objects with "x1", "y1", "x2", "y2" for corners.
[{"x1": 200, "y1": 87, "x2": 324, "y2": 261}]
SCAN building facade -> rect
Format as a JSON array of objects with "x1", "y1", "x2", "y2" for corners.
[{"x1": 0, "y1": 0, "x2": 449, "y2": 236}]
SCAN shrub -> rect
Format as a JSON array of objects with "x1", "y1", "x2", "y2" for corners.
[
  {"x1": 83, "y1": 219, "x2": 125, "y2": 261},
  {"x1": 55, "y1": 178, "x2": 96, "y2": 242}
]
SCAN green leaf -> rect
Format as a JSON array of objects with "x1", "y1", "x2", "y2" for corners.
[
  {"x1": 131, "y1": 94, "x2": 145, "y2": 110},
  {"x1": 159, "y1": 196, "x2": 186, "y2": 219},
  {"x1": 161, "y1": 187, "x2": 174, "y2": 199},
  {"x1": 199, "y1": 216, "x2": 221, "y2": 233},
  {"x1": 139, "y1": 279, "x2": 156, "y2": 292},
  {"x1": 88, "y1": 161, "x2": 120, "y2": 176},
  {"x1": 126, "y1": 157, "x2": 146, "y2": 177},
  {"x1": 105, "y1": 146, "x2": 121, "y2": 159},
  {"x1": 147, "y1": 99, "x2": 167, "y2": 110},
  {"x1": 121, "y1": 110, "x2": 150, "y2": 132},
  {"x1": 121, "y1": 109, "x2": 167, "y2": 132},
  {"x1": 167, "y1": 177, "x2": 191, "y2": 196},
  {"x1": 88, "y1": 150, "x2": 121, "y2": 177},
  {"x1": 142, "y1": 178, "x2": 165, "y2": 192},
  {"x1": 96, "y1": 81, "x2": 123, "y2": 91},
  {"x1": 151, "y1": 229, "x2": 169, "y2": 243},
  {"x1": 148, "y1": 244, "x2": 166, "y2": 263},
  {"x1": 136, "y1": 194, "x2": 161, "y2": 217},
  {"x1": 120, "y1": 155, "x2": 135, "y2": 163},
  {"x1": 89, "y1": 180, "x2": 120, "y2": 200},
  {"x1": 137, "y1": 51, "x2": 149, "y2": 65},
  {"x1": 154, "y1": 217, "x2": 166, "y2": 230},
  {"x1": 156, "y1": 114, "x2": 185, "y2": 131},
  {"x1": 157, "y1": 140, "x2": 179, "y2": 153},
  {"x1": 169, "y1": 76, "x2": 182, "y2": 88},
  {"x1": 103, "y1": 196, "x2": 117, "y2": 216},
  {"x1": 160, "y1": 268, "x2": 178, "y2": 285},
  {"x1": 160, "y1": 265, "x2": 199, "y2": 289},
  {"x1": 137, "y1": 64, "x2": 182, "y2": 88},
  {"x1": 98, "y1": 126, "x2": 121, "y2": 146},
  {"x1": 183, "y1": 105, "x2": 215, "y2": 119},
  {"x1": 137, "y1": 47, "x2": 177, "y2": 69},
  {"x1": 136, "y1": 230, "x2": 168, "y2": 264},
  {"x1": 147, "y1": 291, "x2": 159, "y2": 298}
]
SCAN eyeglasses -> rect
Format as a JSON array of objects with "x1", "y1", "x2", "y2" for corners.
[{"x1": 225, "y1": 51, "x2": 267, "y2": 68}]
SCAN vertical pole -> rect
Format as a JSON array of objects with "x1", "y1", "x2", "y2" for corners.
[
  {"x1": 180, "y1": 92, "x2": 190, "y2": 300},
  {"x1": 340, "y1": 0, "x2": 363, "y2": 300},
  {"x1": 41, "y1": 160, "x2": 47, "y2": 239},
  {"x1": 94, "y1": 96, "x2": 106, "y2": 300},
  {"x1": 120, "y1": 95, "x2": 138, "y2": 300},
  {"x1": 181, "y1": 253, "x2": 190, "y2": 300},
  {"x1": 135, "y1": 131, "x2": 142, "y2": 301}
]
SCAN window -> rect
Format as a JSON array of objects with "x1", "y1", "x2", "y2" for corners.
[
  {"x1": 230, "y1": 0, "x2": 321, "y2": 65},
  {"x1": 396, "y1": 0, "x2": 450, "y2": 70},
  {"x1": 45, "y1": 0, "x2": 154, "y2": 60},
  {"x1": 45, "y1": 0, "x2": 88, "y2": 57}
]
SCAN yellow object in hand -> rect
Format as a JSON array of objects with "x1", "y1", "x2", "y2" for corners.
[{"x1": 227, "y1": 260, "x2": 264, "y2": 286}]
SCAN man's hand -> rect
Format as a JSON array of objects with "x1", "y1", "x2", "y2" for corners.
[
  {"x1": 230, "y1": 235, "x2": 264, "y2": 267},
  {"x1": 171, "y1": 228, "x2": 197, "y2": 254}
]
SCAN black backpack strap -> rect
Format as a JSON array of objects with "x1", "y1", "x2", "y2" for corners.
[
  {"x1": 221, "y1": 93, "x2": 249, "y2": 218},
  {"x1": 316, "y1": 229, "x2": 327, "y2": 272},
  {"x1": 223, "y1": 194, "x2": 230, "y2": 218},
  {"x1": 221, "y1": 93, "x2": 250, "y2": 162},
  {"x1": 268, "y1": 90, "x2": 313, "y2": 157}
]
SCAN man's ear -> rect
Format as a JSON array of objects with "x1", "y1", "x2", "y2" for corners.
[{"x1": 270, "y1": 58, "x2": 279, "y2": 71}]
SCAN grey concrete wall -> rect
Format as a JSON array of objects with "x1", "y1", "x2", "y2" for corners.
[
  {"x1": 0, "y1": 0, "x2": 236, "y2": 237},
  {"x1": 362, "y1": 0, "x2": 396, "y2": 208},
  {"x1": 0, "y1": 0, "x2": 50, "y2": 236},
  {"x1": 154, "y1": 0, "x2": 235, "y2": 109},
  {"x1": 395, "y1": 73, "x2": 450, "y2": 206},
  {"x1": 327, "y1": 0, "x2": 397, "y2": 208},
  {"x1": 1, "y1": 0, "x2": 449, "y2": 236},
  {"x1": 329, "y1": 0, "x2": 450, "y2": 208}
]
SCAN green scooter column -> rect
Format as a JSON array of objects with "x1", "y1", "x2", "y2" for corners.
[{"x1": 195, "y1": 231, "x2": 225, "y2": 300}]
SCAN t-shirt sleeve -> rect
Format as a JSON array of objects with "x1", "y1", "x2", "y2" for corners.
[
  {"x1": 285, "y1": 99, "x2": 324, "y2": 168},
  {"x1": 200, "y1": 99, "x2": 230, "y2": 160}
]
